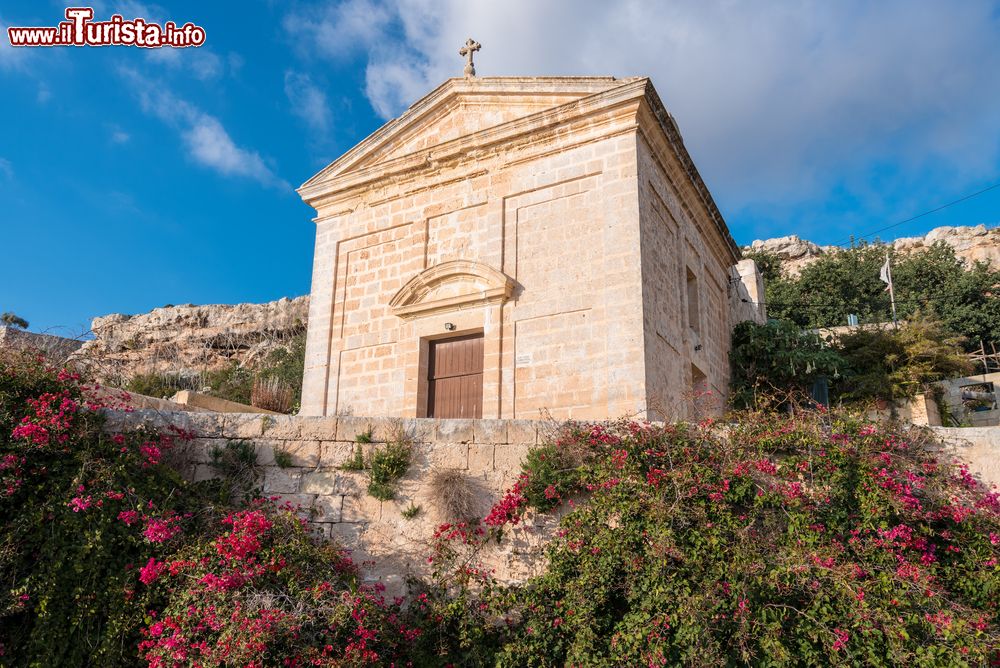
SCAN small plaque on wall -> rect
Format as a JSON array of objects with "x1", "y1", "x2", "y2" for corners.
[{"x1": 515, "y1": 353, "x2": 532, "y2": 367}]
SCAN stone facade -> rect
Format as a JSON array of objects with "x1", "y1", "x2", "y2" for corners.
[{"x1": 298, "y1": 76, "x2": 763, "y2": 421}]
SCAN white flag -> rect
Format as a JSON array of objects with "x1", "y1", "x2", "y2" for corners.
[{"x1": 879, "y1": 255, "x2": 891, "y2": 290}]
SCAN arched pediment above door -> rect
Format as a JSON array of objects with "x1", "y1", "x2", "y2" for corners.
[{"x1": 389, "y1": 260, "x2": 514, "y2": 319}]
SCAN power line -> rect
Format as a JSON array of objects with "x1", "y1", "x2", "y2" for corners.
[{"x1": 828, "y1": 179, "x2": 1000, "y2": 248}]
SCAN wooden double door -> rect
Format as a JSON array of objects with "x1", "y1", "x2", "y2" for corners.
[{"x1": 426, "y1": 333, "x2": 484, "y2": 419}]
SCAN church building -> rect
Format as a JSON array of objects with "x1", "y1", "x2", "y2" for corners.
[{"x1": 297, "y1": 50, "x2": 764, "y2": 420}]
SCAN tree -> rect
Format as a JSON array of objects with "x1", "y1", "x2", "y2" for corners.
[
  {"x1": 893, "y1": 243, "x2": 1000, "y2": 347},
  {"x1": 729, "y1": 320, "x2": 844, "y2": 409},
  {"x1": 1, "y1": 312, "x2": 29, "y2": 330},
  {"x1": 755, "y1": 242, "x2": 1000, "y2": 349}
]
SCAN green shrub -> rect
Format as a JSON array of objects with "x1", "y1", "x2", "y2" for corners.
[
  {"x1": 256, "y1": 330, "x2": 306, "y2": 410},
  {"x1": 209, "y1": 440, "x2": 260, "y2": 503},
  {"x1": 0, "y1": 312, "x2": 29, "y2": 329},
  {"x1": 197, "y1": 332, "x2": 306, "y2": 411},
  {"x1": 137, "y1": 504, "x2": 430, "y2": 666},
  {"x1": 520, "y1": 443, "x2": 579, "y2": 512},
  {"x1": 0, "y1": 349, "x2": 446, "y2": 666},
  {"x1": 837, "y1": 317, "x2": 972, "y2": 402},
  {"x1": 273, "y1": 446, "x2": 294, "y2": 468},
  {"x1": 751, "y1": 242, "x2": 1000, "y2": 348},
  {"x1": 202, "y1": 362, "x2": 254, "y2": 406},
  {"x1": 367, "y1": 440, "x2": 411, "y2": 501},
  {"x1": 340, "y1": 443, "x2": 366, "y2": 471}
]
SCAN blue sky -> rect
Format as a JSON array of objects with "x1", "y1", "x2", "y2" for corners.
[{"x1": 3, "y1": 1, "x2": 1000, "y2": 335}]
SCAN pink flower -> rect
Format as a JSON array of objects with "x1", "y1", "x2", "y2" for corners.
[
  {"x1": 735, "y1": 597, "x2": 749, "y2": 617},
  {"x1": 215, "y1": 510, "x2": 273, "y2": 560},
  {"x1": 754, "y1": 459, "x2": 778, "y2": 475},
  {"x1": 68, "y1": 495, "x2": 92, "y2": 512},
  {"x1": 139, "y1": 443, "x2": 162, "y2": 467},
  {"x1": 484, "y1": 477, "x2": 529, "y2": 527},
  {"x1": 11, "y1": 423, "x2": 48, "y2": 446},
  {"x1": 143, "y1": 516, "x2": 182, "y2": 543},
  {"x1": 118, "y1": 510, "x2": 141, "y2": 526},
  {"x1": 138, "y1": 558, "x2": 167, "y2": 585},
  {"x1": 611, "y1": 449, "x2": 629, "y2": 469},
  {"x1": 646, "y1": 468, "x2": 668, "y2": 488},
  {"x1": 832, "y1": 628, "x2": 849, "y2": 652}
]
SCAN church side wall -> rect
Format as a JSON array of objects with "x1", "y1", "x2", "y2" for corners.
[
  {"x1": 303, "y1": 109, "x2": 647, "y2": 421},
  {"x1": 635, "y1": 132, "x2": 733, "y2": 419}
]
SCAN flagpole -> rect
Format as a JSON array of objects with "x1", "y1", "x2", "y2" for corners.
[{"x1": 887, "y1": 255, "x2": 898, "y2": 329}]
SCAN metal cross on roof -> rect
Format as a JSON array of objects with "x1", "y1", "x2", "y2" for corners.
[{"x1": 459, "y1": 38, "x2": 481, "y2": 78}]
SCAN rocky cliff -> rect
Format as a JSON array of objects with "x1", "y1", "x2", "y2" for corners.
[
  {"x1": 747, "y1": 224, "x2": 1000, "y2": 275},
  {"x1": 75, "y1": 296, "x2": 309, "y2": 385}
]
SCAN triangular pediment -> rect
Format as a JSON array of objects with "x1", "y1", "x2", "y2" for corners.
[{"x1": 300, "y1": 77, "x2": 641, "y2": 193}]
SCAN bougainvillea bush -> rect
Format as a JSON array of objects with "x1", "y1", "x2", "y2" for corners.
[
  {"x1": 3, "y1": 347, "x2": 999, "y2": 666},
  {"x1": 137, "y1": 503, "x2": 430, "y2": 667},
  {"x1": 0, "y1": 350, "x2": 212, "y2": 665},
  {"x1": 429, "y1": 414, "x2": 1000, "y2": 666},
  {"x1": 0, "y1": 350, "x2": 432, "y2": 667}
]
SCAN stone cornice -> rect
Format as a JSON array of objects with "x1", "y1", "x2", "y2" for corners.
[{"x1": 637, "y1": 81, "x2": 740, "y2": 262}]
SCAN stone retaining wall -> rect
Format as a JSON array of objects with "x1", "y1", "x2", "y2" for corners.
[
  {"x1": 102, "y1": 410, "x2": 561, "y2": 592},
  {"x1": 930, "y1": 426, "x2": 1000, "y2": 488}
]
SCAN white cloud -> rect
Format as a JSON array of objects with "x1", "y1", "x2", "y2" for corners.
[
  {"x1": 284, "y1": 0, "x2": 1000, "y2": 236},
  {"x1": 182, "y1": 116, "x2": 282, "y2": 185},
  {"x1": 121, "y1": 68, "x2": 288, "y2": 189},
  {"x1": 0, "y1": 15, "x2": 29, "y2": 71},
  {"x1": 284, "y1": 0, "x2": 394, "y2": 60},
  {"x1": 110, "y1": 126, "x2": 130, "y2": 144},
  {"x1": 145, "y1": 47, "x2": 224, "y2": 81},
  {"x1": 0, "y1": 157, "x2": 13, "y2": 179},
  {"x1": 284, "y1": 71, "x2": 333, "y2": 135},
  {"x1": 227, "y1": 52, "x2": 245, "y2": 76}
]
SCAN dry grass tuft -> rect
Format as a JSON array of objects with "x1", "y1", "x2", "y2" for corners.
[
  {"x1": 429, "y1": 469, "x2": 479, "y2": 522},
  {"x1": 251, "y1": 376, "x2": 294, "y2": 413}
]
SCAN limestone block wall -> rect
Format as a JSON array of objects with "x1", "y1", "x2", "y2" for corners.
[
  {"x1": 102, "y1": 410, "x2": 559, "y2": 590},
  {"x1": 930, "y1": 426, "x2": 1000, "y2": 489}
]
